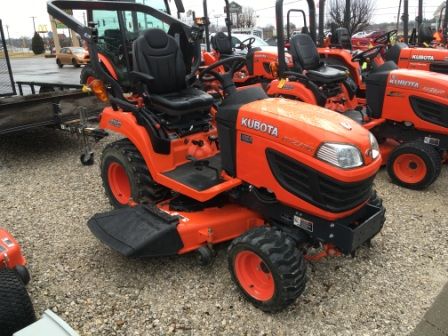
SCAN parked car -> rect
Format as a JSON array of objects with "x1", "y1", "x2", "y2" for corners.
[
  {"x1": 351, "y1": 31, "x2": 368, "y2": 38},
  {"x1": 351, "y1": 31, "x2": 386, "y2": 50},
  {"x1": 56, "y1": 47, "x2": 89, "y2": 68}
]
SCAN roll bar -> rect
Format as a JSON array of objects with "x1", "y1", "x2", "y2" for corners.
[
  {"x1": 318, "y1": 0, "x2": 325, "y2": 45},
  {"x1": 442, "y1": 2, "x2": 448, "y2": 44},
  {"x1": 286, "y1": 9, "x2": 307, "y2": 41},
  {"x1": 276, "y1": 0, "x2": 317, "y2": 76},
  {"x1": 47, "y1": 0, "x2": 191, "y2": 101},
  {"x1": 202, "y1": 0, "x2": 233, "y2": 52}
]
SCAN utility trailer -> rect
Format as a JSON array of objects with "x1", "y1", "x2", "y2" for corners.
[{"x1": 0, "y1": 19, "x2": 106, "y2": 164}]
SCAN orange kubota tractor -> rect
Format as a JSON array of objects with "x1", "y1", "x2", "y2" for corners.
[
  {"x1": 0, "y1": 228, "x2": 35, "y2": 334},
  {"x1": 49, "y1": 0, "x2": 386, "y2": 312},
  {"x1": 201, "y1": 0, "x2": 290, "y2": 89},
  {"x1": 317, "y1": 0, "x2": 448, "y2": 76},
  {"x1": 270, "y1": 0, "x2": 448, "y2": 190}
]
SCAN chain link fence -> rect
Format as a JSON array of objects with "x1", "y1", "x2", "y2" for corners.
[{"x1": 0, "y1": 19, "x2": 16, "y2": 97}]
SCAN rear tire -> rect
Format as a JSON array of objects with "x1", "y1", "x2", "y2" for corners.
[
  {"x1": 387, "y1": 141, "x2": 441, "y2": 190},
  {"x1": 101, "y1": 139, "x2": 169, "y2": 208},
  {"x1": 228, "y1": 227, "x2": 307, "y2": 313},
  {"x1": 0, "y1": 268, "x2": 36, "y2": 335},
  {"x1": 56, "y1": 59, "x2": 63, "y2": 68}
]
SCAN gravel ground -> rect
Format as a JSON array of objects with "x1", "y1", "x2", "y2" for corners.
[{"x1": 0, "y1": 129, "x2": 447, "y2": 336}]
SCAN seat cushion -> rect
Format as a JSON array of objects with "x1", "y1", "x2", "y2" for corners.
[
  {"x1": 151, "y1": 88, "x2": 213, "y2": 117},
  {"x1": 307, "y1": 65, "x2": 347, "y2": 84}
]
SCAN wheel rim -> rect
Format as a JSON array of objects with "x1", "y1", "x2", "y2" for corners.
[
  {"x1": 107, "y1": 162, "x2": 131, "y2": 205},
  {"x1": 234, "y1": 250, "x2": 275, "y2": 301},
  {"x1": 393, "y1": 153, "x2": 427, "y2": 184},
  {"x1": 86, "y1": 76, "x2": 95, "y2": 85}
]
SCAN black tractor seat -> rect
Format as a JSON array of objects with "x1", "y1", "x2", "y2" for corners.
[
  {"x1": 132, "y1": 29, "x2": 213, "y2": 118},
  {"x1": 211, "y1": 32, "x2": 233, "y2": 57},
  {"x1": 330, "y1": 27, "x2": 352, "y2": 50},
  {"x1": 289, "y1": 33, "x2": 347, "y2": 84},
  {"x1": 307, "y1": 66, "x2": 347, "y2": 84},
  {"x1": 151, "y1": 87, "x2": 214, "y2": 117},
  {"x1": 211, "y1": 32, "x2": 260, "y2": 75}
]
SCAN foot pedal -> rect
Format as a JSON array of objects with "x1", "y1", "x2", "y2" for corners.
[{"x1": 87, "y1": 205, "x2": 184, "y2": 257}]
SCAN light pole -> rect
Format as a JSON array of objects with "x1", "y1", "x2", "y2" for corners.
[
  {"x1": 30, "y1": 16, "x2": 37, "y2": 32},
  {"x1": 5, "y1": 24, "x2": 11, "y2": 47}
]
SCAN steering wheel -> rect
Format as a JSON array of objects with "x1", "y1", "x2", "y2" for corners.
[
  {"x1": 199, "y1": 56, "x2": 247, "y2": 95},
  {"x1": 351, "y1": 45, "x2": 384, "y2": 63},
  {"x1": 374, "y1": 30, "x2": 397, "y2": 45},
  {"x1": 238, "y1": 37, "x2": 256, "y2": 50}
]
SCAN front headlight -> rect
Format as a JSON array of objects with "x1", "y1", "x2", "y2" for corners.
[
  {"x1": 369, "y1": 133, "x2": 380, "y2": 160},
  {"x1": 316, "y1": 143, "x2": 363, "y2": 168}
]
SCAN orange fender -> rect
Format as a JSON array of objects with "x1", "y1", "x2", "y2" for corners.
[
  {"x1": 98, "y1": 53, "x2": 118, "y2": 80},
  {"x1": 267, "y1": 80, "x2": 318, "y2": 105}
]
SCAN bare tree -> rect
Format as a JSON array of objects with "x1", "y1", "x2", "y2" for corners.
[
  {"x1": 327, "y1": 0, "x2": 376, "y2": 34},
  {"x1": 237, "y1": 7, "x2": 257, "y2": 28}
]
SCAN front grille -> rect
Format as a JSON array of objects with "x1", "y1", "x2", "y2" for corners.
[
  {"x1": 410, "y1": 96, "x2": 448, "y2": 128},
  {"x1": 266, "y1": 149, "x2": 374, "y2": 213}
]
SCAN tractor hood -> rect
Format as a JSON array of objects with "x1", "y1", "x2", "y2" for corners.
[
  {"x1": 237, "y1": 98, "x2": 376, "y2": 165},
  {"x1": 387, "y1": 69, "x2": 448, "y2": 97},
  {"x1": 402, "y1": 48, "x2": 448, "y2": 63}
]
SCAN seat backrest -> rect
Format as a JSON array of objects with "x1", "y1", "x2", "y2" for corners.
[
  {"x1": 133, "y1": 29, "x2": 186, "y2": 94},
  {"x1": 104, "y1": 29, "x2": 121, "y2": 42},
  {"x1": 211, "y1": 32, "x2": 233, "y2": 55},
  {"x1": 289, "y1": 33, "x2": 321, "y2": 70},
  {"x1": 418, "y1": 24, "x2": 434, "y2": 44},
  {"x1": 384, "y1": 42, "x2": 406, "y2": 64},
  {"x1": 332, "y1": 28, "x2": 352, "y2": 50}
]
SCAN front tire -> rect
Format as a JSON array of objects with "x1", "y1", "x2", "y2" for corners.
[
  {"x1": 0, "y1": 268, "x2": 36, "y2": 335},
  {"x1": 72, "y1": 59, "x2": 81, "y2": 68},
  {"x1": 100, "y1": 139, "x2": 169, "y2": 208},
  {"x1": 80, "y1": 64, "x2": 96, "y2": 85},
  {"x1": 56, "y1": 59, "x2": 63, "y2": 68},
  {"x1": 387, "y1": 141, "x2": 441, "y2": 190},
  {"x1": 228, "y1": 227, "x2": 307, "y2": 312}
]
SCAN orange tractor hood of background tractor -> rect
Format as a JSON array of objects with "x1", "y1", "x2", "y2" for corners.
[
  {"x1": 386, "y1": 68, "x2": 448, "y2": 96},
  {"x1": 236, "y1": 98, "x2": 376, "y2": 165},
  {"x1": 400, "y1": 47, "x2": 448, "y2": 62}
]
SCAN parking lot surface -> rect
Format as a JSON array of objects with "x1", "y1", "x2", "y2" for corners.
[{"x1": 0, "y1": 128, "x2": 447, "y2": 335}]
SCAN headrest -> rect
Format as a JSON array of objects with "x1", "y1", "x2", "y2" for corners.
[
  {"x1": 211, "y1": 32, "x2": 233, "y2": 54},
  {"x1": 418, "y1": 24, "x2": 434, "y2": 44},
  {"x1": 104, "y1": 29, "x2": 121, "y2": 39},
  {"x1": 143, "y1": 28, "x2": 169, "y2": 49}
]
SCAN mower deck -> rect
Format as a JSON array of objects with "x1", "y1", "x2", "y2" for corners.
[
  {"x1": 88, "y1": 201, "x2": 265, "y2": 257},
  {"x1": 87, "y1": 205, "x2": 184, "y2": 257}
]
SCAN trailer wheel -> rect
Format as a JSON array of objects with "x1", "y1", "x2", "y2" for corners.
[
  {"x1": 228, "y1": 227, "x2": 307, "y2": 312},
  {"x1": 80, "y1": 152, "x2": 95, "y2": 166},
  {"x1": 387, "y1": 141, "x2": 441, "y2": 190},
  {"x1": 101, "y1": 139, "x2": 169, "y2": 208},
  {"x1": 57, "y1": 59, "x2": 63, "y2": 68},
  {"x1": 0, "y1": 268, "x2": 36, "y2": 335}
]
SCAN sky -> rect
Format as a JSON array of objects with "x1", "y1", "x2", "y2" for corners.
[{"x1": 1, "y1": 0, "x2": 445, "y2": 38}]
